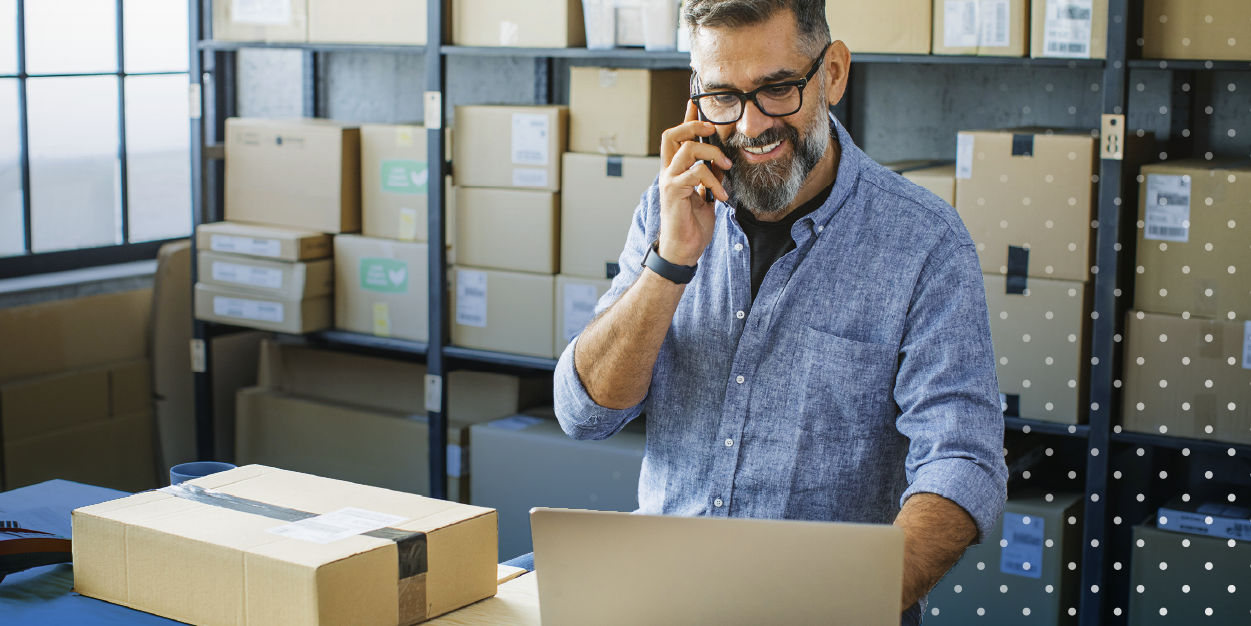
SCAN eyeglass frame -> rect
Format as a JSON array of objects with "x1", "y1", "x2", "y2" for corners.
[{"x1": 689, "y1": 43, "x2": 831, "y2": 125}]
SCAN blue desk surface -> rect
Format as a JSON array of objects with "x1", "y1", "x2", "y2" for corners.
[{"x1": 0, "y1": 480, "x2": 180, "y2": 625}]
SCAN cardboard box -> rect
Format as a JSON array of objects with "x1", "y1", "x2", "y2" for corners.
[
  {"x1": 362, "y1": 124, "x2": 429, "y2": 241},
  {"x1": 1121, "y1": 311, "x2": 1251, "y2": 445},
  {"x1": 826, "y1": 1, "x2": 932, "y2": 54},
  {"x1": 0, "y1": 289, "x2": 151, "y2": 383},
  {"x1": 212, "y1": 0, "x2": 308, "y2": 42},
  {"x1": 568, "y1": 67, "x2": 689, "y2": 156},
  {"x1": 1, "y1": 367, "x2": 110, "y2": 441},
  {"x1": 560, "y1": 153, "x2": 658, "y2": 279},
  {"x1": 555, "y1": 275, "x2": 612, "y2": 357},
  {"x1": 453, "y1": 106, "x2": 567, "y2": 192},
  {"x1": 452, "y1": 0, "x2": 585, "y2": 47},
  {"x1": 308, "y1": 0, "x2": 426, "y2": 45},
  {"x1": 927, "y1": 492, "x2": 1083, "y2": 626},
  {"x1": 225, "y1": 118, "x2": 361, "y2": 233},
  {"x1": 932, "y1": 0, "x2": 1029, "y2": 56},
  {"x1": 4, "y1": 412, "x2": 157, "y2": 492},
  {"x1": 1030, "y1": 0, "x2": 1107, "y2": 59},
  {"x1": 955, "y1": 128, "x2": 1097, "y2": 283},
  {"x1": 1133, "y1": 160, "x2": 1251, "y2": 320},
  {"x1": 1142, "y1": 0, "x2": 1251, "y2": 61},
  {"x1": 109, "y1": 359, "x2": 152, "y2": 417},
  {"x1": 455, "y1": 187, "x2": 559, "y2": 274},
  {"x1": 334, "y1": 235, "x2": 429, "y2": 342},
  {"x1": 195, "y1": 283, "x2": 332, "y2": 334},
  {"x1": 73, "y1": 465, "x2": 498, "y2": 625},
  {"x1": 984, "y1": 274, "x2": 1091, "y2": 424},
  {"x1": 198, "y1": 251, "x2": 333, "y2": 299},
  {"x1": 902, "y1": 163, "x2": 957, "y2": 206},
  {"x1": 197, "y1": 221, "x2": 333, "y2": 262},
  {"x1": 1128, "y1": 523, "x2": 1251, "y2": 624},
  {"x1": 452, "y1": 267, "x2": 555, "y2": 358}
]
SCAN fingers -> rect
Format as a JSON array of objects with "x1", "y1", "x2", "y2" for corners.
[
  {"x1": 667, "y1": 141, "x2": 731, "y2": 176},
  {"x1": 660, "y1": 119, "x2": 719, "y2": 168},
  {"x1": 684, "y1": 98, "x2": 698, "y2": 124},
  {"x1": 672, "y1": 162, "x2": 729, "y2": 204}
]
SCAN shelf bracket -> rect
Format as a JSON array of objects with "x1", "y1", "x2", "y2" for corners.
[
  {"x1": 424, "y1": 92, "x2": 443, "y2": 129},
  {"x1": 424, "y1": 374, "x2": 443, "y2": 412},
  {"x1": 190, "y1": 339, "x2": 206, "y2": 373},
  {"x1": 1100, "y1": 114, "x2": 1125, "y2": 160}
]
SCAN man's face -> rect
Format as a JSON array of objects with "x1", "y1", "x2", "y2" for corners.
[{"x1": 691, "y1": 11, "x2": 832, "y2": 216}]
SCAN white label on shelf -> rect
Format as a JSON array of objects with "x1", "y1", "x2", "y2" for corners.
[
  {"x1": 1043, "y1": 0, "x2": 1093, "y2": 58},
  {"x1": 1242, "y1": 321, "x2": 1251, "y2": 369},
  {"x1": 979, "y1": 0, "x2": 1011, "y2": 47},
  {"x1": 511, "y1": 113, "x2": 550, "y2": 166},
  {"x1": 231, "y1": 0, "x2": 291, "y2": 26},
  {"x1": 944, "y1": 0, "x2": 980, "y2": 48},
  {"x1": 1144, "y1": 174, "x2": 1191, "y2": 242},
  {"x1": 268, "y1": 508, "x2": 406, "y2": 544},
  {"x1": 1000, "y1": 512, "x2": 1044, "y2": 579},
  {"x1": 956, "y1": 133, "x2": 975, "y2": 179},
  {"x1": 213, "y1": 295, "x2": 284, "y2": 323},
  {"x1": 211, "y1": 260, "x2": 284, "y2": 290},
  {"x1": 456, "y1": 269, "x2": 488, "y2": 328},
  {"x1": 499, "y1": 20, "x2": 520, "y2": 46},
  {"x1": 486, "y1": 415, "x2": 545, "y2": 431},
  {"x1": 209, "y1": 234, "x2": 282, "y2": 258},
  {"x1": 513, "y1": 168, "x2": 549, "y2": 187},
  {"x1": 563, "y1": 283, "x2": 601, "y2": 341},
  {"x1": 447, "y1": 444, "x2": 464, "y2": 478}
]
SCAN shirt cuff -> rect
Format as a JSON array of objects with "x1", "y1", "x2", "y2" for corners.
[
  {"x1": 900, "y1": 456, "x2": 1007, "y2": 543},
  {"x1": 552, "y1": 334, "x2": 644, "y2": 440}
]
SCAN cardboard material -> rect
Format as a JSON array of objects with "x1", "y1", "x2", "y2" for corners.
[
  {"x1": 0, "y1": 367, "x2": 110, "y2": 441},
  {"x1": 334, "y1": 235, "x2": 430, "y2": 342},
  {"x1": 0, "y1": 289, "x2": 151, "y2": 383},
  {"x1": 196, "y1": 221, "x2": 333, "y2": 262},
  {"x1": 931, "y1": 0, "x2": 1029, "y2": 56},
  {"x1": 308, "y1": 0, "x2": 426, "y2": 45},
  {"x1": 560, "y1": 153, "x2": 659, "y2": 279},
  {"x1": 1128, "y1": 523, "x2": 1251, "y2": 625},
  {"x1": 198, "y1": 251, "x2": 334, "y2": 299},
  {"x1": 4, "y1": 411, "x2": 157, "y2": 492},
  {"x1": 1030, "y1": 0, "x2": 1107, "y2": 59},
  {"x1": 455, "y1": 188, "x2": 559, "y2": 274},
  {"x1": 826, "y1": 1, "x2": 933, "y2": 54},
  {"x1": 554, "y1": 275, "x2": 612, "y2": 357},
  {"x1": 194, "y1": 283, "x2": 332, "y2": 334},
  {"x1": 452, "y1": 0, "x2": 585, "y2": 47},
  {"x1": 902, "y1": 163, "x2": 957, "y2": 206},
  {"x1": 362, "y1": 124, "x2": 429, "y2": 241},
  {"x1": 1132, "y1": 160, "x2": 1251, "y2": 320},
  {"x1": 109, "y1": 359, "x2": 152, "y2": 417},
  {"x1": 1121, "y1": 311, "x2": 1251, "y2": 445},
  {"x1": 453, "y1": 106, "x2": 567, "y2": 192},
  {"x1": 212, "y1": 0, "x2": 308, "y2": 42},
  {"x1": 1142, "y1": 0, "x2": 1251, "y2": 61},
  {"x1": 955, "y1": 128, "x2": 1097, "y2": 283},
  {"x1": 568, "y1": 67, "x2": 689, "y2": 156},
  {"x1": 72, "y1": 465, "x2": 498, "y2": 625},
  {"x1": 451, "y1": 267, "x2": 556, "y2": 358},
  {"x1": 225, "y1": 118, "x2": 361, "y2": 233},
  {"x1": 984, "y1": 274, "x2": 1091, "y2": 424}
]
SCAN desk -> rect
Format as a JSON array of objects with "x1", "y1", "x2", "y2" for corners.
[{"x1": 427, "y1": 573, "x2": 541, "y2": 625}]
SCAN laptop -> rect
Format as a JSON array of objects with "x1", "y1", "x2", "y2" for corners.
[{"x1": 529, "y1": 507, "x2": 904, "y2": 625}]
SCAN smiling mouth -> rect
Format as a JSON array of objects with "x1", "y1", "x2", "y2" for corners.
[{"x1": 742, "y1": 140, "x2": 783, "y2": 155}]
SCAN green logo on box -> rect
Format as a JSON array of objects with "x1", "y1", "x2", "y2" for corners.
[
  {"x1": 360, "y1": 258, "x2": 409, "y2": 293},
  {"x1": 380, "y1": 159, "x2": 428, "y2": 194}
]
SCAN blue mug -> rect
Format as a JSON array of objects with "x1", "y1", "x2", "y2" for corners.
[{"x1": 169, "y1": 461, "x2": 236, "y2": 485}]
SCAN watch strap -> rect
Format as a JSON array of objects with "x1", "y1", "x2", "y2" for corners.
[{"x1": 642, "y1": 242, "x2": 698, "y2": 285}]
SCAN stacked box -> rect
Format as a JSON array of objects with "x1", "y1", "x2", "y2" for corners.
[
  {"x1": 1142, "y1": 0, "x2": 1251, "y2": 62},
  {"x1": 333, "y1": 234, "x2": 429, "y2": 342},
  {"x1": 931, "y1": 0, "x2": 1030, "y2": 56},
  {"x1": 1128, "y1": 523, "x2": 1251, "y2": 624},
  {"x1": 568, "y1": 67, "x2": 688, "y2": 157},
  {"x1": 826, "y1": 1, "x2": 933, "y2": 54},
  {"x1": 555, "y1": 275, "x2": 613, "y2": 357},
  {"x1": 1030, "y1": 0, "x2": 1108, "y2": 59},
  {"x1": 452, "y1": 0, "x2": 585, "y2": 47},
  {"x1": 212, "y1": 0, "x2": 308, "y2": 42},
  {"x1": 308, "y1": 0, "x2": 427, "y2": 45}
]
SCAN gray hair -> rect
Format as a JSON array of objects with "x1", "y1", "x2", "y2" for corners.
[{"x1": 681, "y1": 0, "x2": 830, "y2": 56}]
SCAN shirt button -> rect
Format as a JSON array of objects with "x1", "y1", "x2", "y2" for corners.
[
  {"x1": 714, "y1": 498, "x2": 724, "y2": 508},
  {"x1": 735, "y1": 310, "x2": 745, "y2": 319},
  {"x1": 724, "y1": 438, "x2": 734, "y2": 447},
  {"x1": 733, "y1": 243, "x2": 744, "y2": 251},
  {"x1": 735, "y1": 375, "x2": 745, "y2": 384},
  {"x1": 818, "y1": 225, "x2": 825, "y2": 232}
]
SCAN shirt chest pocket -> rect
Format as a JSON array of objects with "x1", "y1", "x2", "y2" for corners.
[{"x1": 798, "y1": 325, "x2": 899, "y2": 439}]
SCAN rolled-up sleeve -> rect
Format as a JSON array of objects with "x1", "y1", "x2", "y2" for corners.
[{"x1": 894, "y1": 240, "x2": 1008, "y2": 542}]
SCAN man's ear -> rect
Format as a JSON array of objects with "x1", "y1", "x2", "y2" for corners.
[{"x1": 825, "y1": 40, "x2": 852, "y2": 107}]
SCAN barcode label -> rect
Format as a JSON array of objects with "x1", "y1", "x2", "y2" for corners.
[
  {"x1": 1000, "y1": 512, "x2": 1044, "y2": 579},
  {"x1": 1043, "y1": 0, "x2": 1093, "y2": 58},
  {"x1": 211, "y1": 260, "x2": 284, "y2": 290},
  {"x1": 944, "y1": 0, "x2": 980, "y2": 48},
  {"x1": 1144, "y1": 174, "x2": 1191, "y2": 242},
  {"x1": 563, "y1": 283, "x2": 602, "y2": 341},
  {"x1": 956, "y1": 133, "x2": 975, "y2": 179},
  {"x1": 980, "y1": 0, "x2": 1011, "y2": 48},
  {"x1": 456, "y1": 269, "x2": 488, "y2": 328},
  {"x1": 213, "y1": 295, "x2": 284, "y2": 323},
  {"x1": 209, "y1": 234, "x2": 282, "y2": 258}
]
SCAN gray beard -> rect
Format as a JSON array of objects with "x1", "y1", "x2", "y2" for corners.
[{"x1": 720, "y1": 114, "x2": 831, "y2": 217}]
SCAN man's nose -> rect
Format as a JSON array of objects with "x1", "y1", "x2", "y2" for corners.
[{"x1": 736, "y1": 98, "x2": 773, "y2": 140}]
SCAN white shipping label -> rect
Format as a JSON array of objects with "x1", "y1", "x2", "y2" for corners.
[
  {"x1": 213, "y1": 296, "x2": 284, "y2": 323},
  {"x1": 1043, "y1": 0, "x2": 1093, "y2": 58},
  {"x1": 499, "y1": 20, "x2": 520, "y2": 46},
  {"x1": 211, "y1": 260, "x2": 284, "y2": 290},
  {"x1": 979, "y1": 0, "x2": 1011, "y2": 48},
  {"x1": 956, "y1": 134, "x2": 975, "y2": 179},
  {"x1": 209, "y1": 234, "x2": 282, "y2": 258},
  {"x1": 268, "y1": 508, "x2": 406, "y2": 545},
  {"x1": 513, "y1": 168, "x2": 549, "y2": 187},
  {"x1": 1144, "y1": 174, "x2": 1191, "y2": 242},
  {"x1": 511, "y1": 113, "x2": 551, "y2": 166},
  {"x1": 486, "y1": 415, "x2": 545, "y2": 431},
  {"x1": 1242, "y1": 321, "x2": 1250, "y2": 369},
  {"x1": 944, "y1": 0, "x2": 980, "y2": 48},
  {"x1": 563, "y1": 283, "x2": 601, "y2": 341},
  {"x1": 231, "y1": 0, "x2": 292, "y2": 26},
  {"x1": 447, "y1": 444, "x2": 464, "y2": 478},
  {"x1": 456, "y1": 269, "x2": 488, "y2": 328},
  {"x1": 1000, "y1": 513, "x2": 1044, "y2": 579}
]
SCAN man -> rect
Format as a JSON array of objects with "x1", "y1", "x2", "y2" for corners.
[{"x1": 552, "y1": 1, "x2": 1008, "y2": 622}]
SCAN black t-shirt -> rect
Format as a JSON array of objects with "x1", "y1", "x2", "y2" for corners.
[{"x1": 736, "y1": 182, "x2": 834, "y2": 301}]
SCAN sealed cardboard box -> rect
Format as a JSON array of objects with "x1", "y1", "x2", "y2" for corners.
[
  {"x1": 1133, "y1": 160, "x2": 1251, "y2": 320},
  {"x1": 1142, "y1": 0, "x2": 1251, "y2": 61},
  {"x1": 568, "y1": 67, "x2": 689, "y2": 156},
  {"x1": 308, "y1": 0, "x2": 426, "y2": 45},
  {"x1": 825, "y1": 1, "x2": 932, "y2": 54},
  {"x1": 196, "y1": 221, "x2": 332, "y2": 262},
  {"x1": 984, "y1": 274, "x2": 1091, "y2": 424},
  {"x1": 902, "y1": 163, "x2": 957, "y2": 206},
  {"x1": 1121, "y1": 311, "x2": 1251, "y2": 445},
  {"x1": 198, "y1": 251, "x2": 333, "y2": 299},
  {"x1": 73, "y1": 465, "x2": 498, "y2": 625},
  {"x1": 555, "y1": 275, "x2": 612, "y2": 357},
  {"x1": 1030, "y1": 0, "x2": 1107, "y2": 59},
  {"x1": 212, "y1": 0, "x2": 308, "y2": 42},
  {"x1": 452, "y1": 267, "x2": 555, "y2": 358},
  {"x1": 334, "y1": 235, "x2": 429, "y2": 342},
  {"x1": 1128, "y1": 523, "x2": 1251, "y2": 624},
  {"x1": 561, "y1": 153, "x2": 659, "y2": 279},
  {"x1": 0, "y1": 289, "x2": 151, "y2": 382},
  {"x1": 362, "y1": 124, "x2": 429, "y2": 241},
  {"x1": 194, "y1": 283, "x2": 332, "y2": 334},
  {"x1": 456, "y1": 187, "x2": 559, "y2": 274},
  {"x1": 225, "y1": 118, "x2": 361, "y2": 233},
  {"x1": 5, "y1": 411, "x2": 157, "y2": 491},
  {"x1": 453, "y1": 106, "x2": 567, "y2": 192},
  {"x1": 955, "y1": 128, "x2": 1097, "y2": 283},
  {"x1": 452, "y1": 0, "x2": 585, "y2": 47},
  {"x1": 932, "y1": 0, "x2": 1029, "y2": 56}
]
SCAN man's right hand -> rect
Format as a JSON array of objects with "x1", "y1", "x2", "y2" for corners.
[{"x1": 657, "y1": 101, "x2": 732, "y2": 267}]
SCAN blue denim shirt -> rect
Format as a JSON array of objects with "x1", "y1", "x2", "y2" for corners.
[{"x1": 554, "y1": 115, "x2": 1008, "y2": 622}]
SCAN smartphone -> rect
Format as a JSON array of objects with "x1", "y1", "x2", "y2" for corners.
[{"x1": 695, "y1": 107, "x2": 715, "y2": 202}]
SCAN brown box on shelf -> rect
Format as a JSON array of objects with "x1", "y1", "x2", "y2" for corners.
[
  {"x1": 194, "y1": 283, "x2": 332, "y2": 334},
  {"x1": 197, "y1": 251, "x2": 334, "y2": 299},
  {"x1": 561, "y1": 153, "x2": 659, "y2": 279},
  {"x1": 451, "y1": 266, "x2": 556, "y2": 359},
  {"x1": 308, "y1": 0, "x2": 426, "y2": 45},
  {"x1": 1128, "y1": 523, "x2": 1251, "y2": 625},
  {"x1": 333, "y1": 234, "x2": 430, "y2": 342},
  {"x1": 826, "y1": 1, "x2": 932, "y2": 54},
  {"x1": 196, "y1": 221, "x2": 333, "y2": 262},
  {"x1": 225, "y1": 118, "x2": 361, "y2": 233},
  {"x1": 554, "y1": 275, "x2": 613, "y2": 357},
  {"x1": 455, "y1": 187, "x2": 560, "y2": 274},
  {"x1": 1142, "y1": 0, "x2": 1251, "y2": 62},
  {"x1": 0, "y1": 289, "x2": 151, "y2": 383},
  {"x1": 453, "y1": 106, "x2": 567, "y2": 192},
  {"x1": 109, "y1": 359, "x2": 152, "y2": 417},
  {"x1": 212, "y1": 0, "x2": 308, "y2": 42},
  {"x1": 362, "y1": 123, "x2": 429, "y2": 241},
  {"x1": 568, "y1": 67, "x2": 689, "y2": 157},
  {"x1": 1133, "y1": 160, "x2": 1251, "y2": 321},
  {"x1": 902, "y1": 163, "x2": 957, "y2": 206},
  {"x1": 931, "y1": 0, "x2": 1029, "y2": 56},
  {"x1": 4, "y1": 411, "x2": 157, "y2": 492},
  {"x1": 452, "y1": 0, "x2": 585, "y2": 48},
  {"x1": 1030, "y1": 0, "x2": 1107, "y2": 59}
]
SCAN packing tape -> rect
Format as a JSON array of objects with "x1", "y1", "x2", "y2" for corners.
[
  {"x1": 1006, "y1": 246, "x2": 1029, "y2": 294},
  {"x1": 1011, "y1": 134, "x2": 1035, "y2": 157},
  {"x1": 605, "y1": 261, "x2": 620, "y2": 280},
  {"x1": 606, "y1": 155, "x2": 624, "y2": 178}
]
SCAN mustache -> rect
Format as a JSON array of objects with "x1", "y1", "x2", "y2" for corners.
[{"x1": 712, "y1": 126, "x2": 800, "y2": 152}]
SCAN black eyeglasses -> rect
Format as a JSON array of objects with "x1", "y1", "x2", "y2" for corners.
[{"x1": 690, "y1": 43, "x2": 830, "y2": 125}]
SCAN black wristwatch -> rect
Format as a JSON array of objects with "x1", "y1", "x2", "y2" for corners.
[{"x1": 642, "y1": 241, "x2": 698, "y2": 285}]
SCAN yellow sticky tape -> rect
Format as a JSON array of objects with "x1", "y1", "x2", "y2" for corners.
[{"x1": 373, "y1": 302, "x2": 391, "y2": 337}]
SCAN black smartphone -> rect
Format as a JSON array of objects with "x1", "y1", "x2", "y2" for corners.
[{"x1": 695, "y1": 105, "x2": 715, "y2": 202}]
